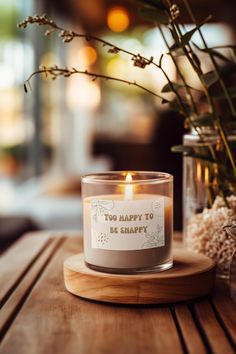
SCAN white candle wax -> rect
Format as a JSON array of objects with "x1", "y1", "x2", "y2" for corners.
[{"x1": 124, "y1": 172, "x2": 133, "y2": 200}]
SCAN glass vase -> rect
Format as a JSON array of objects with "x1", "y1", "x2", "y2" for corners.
[{"x1": 183, "y1": 130, "x2": 236, "y2": 277}]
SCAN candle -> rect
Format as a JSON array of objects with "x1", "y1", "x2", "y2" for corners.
[
  {"x1": 124, "y1": 173, "x2": 133, "y2": 200},
  {"x1": 82, "y1": 171, "x2": 173, "y2": 273}
]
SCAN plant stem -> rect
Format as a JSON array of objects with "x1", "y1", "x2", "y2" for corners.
[
  {"x1": 25, "y1": 67, "x2": 170, "y2": 101},
  {"x1": 20, "y1": 15, "x2": 189, "y2": 115},
  {"x1": 19, "y1": 16, "x2": 174, "y2": 84},
  {"x1": 183, "y1": 0, "x2": 236, "y2": 117},
  {"x1": 215, "y1": 117, "x2": 236, "y2": 177},
  {"x1": 158, "y1": 56, "x2": 189, "y2": 115},
  {"x1": 158, "y1": 25, "x2": 198, "y2": 115},
  {"x1": 170, "y1": 20, "x2": 236, "y2": 178}
]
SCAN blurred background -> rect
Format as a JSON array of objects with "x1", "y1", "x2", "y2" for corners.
[{"x1": 0, "y1": 0, "x2": 235, "y2": 248}]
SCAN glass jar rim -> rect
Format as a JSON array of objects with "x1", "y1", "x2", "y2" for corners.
[{"x1": 81, "y1": 171, "x2": 173, "y2": 185}]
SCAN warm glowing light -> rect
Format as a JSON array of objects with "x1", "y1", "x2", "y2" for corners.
[
  {"x1": 107, "y1": 6, "x2": 129, "y2": 32},
  {"x1": 205, "y1": 166, "x2": 209, "y2": 185},
  {"x1": 196, "y1": 161, "x2": 201, "y2": 182},
  {"x1": 66, "y1": 44, "x2": 101, "y2": 110},
  {"x1": 124, "y1": 173, "x2": 133, "y2": 200},
  {"x1": 66, "y1": 76, "x2": 101, "y2": 110},
  {"x1": 78, "y1": 46, "x2": 97, "y2": 66},
  {"x1": 126, "y1": 173, "x2": 132, "y2": 182}
]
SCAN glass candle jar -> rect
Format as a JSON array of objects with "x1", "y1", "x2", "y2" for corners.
[{"x1": 81, "y1": 171, "x2": 173, "y2": 274}]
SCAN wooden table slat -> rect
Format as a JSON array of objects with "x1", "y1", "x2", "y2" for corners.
[
  {"x1": 1, "y1": 237, "x2": 183, "y2": 354},
  {"x1": 212, "y1": 281, "x2": 236, "y2": 347},
  {"x1": 0, "y1": 233, "x2": 52, "y2": 306},
  {"x1": 194, "y1": 300, "x2": 235, "y2": 354},
  {"x1": 175, "y1": 305, "x2": 207, "y2": 354},
  {"x1": 0, "y1": 237, "x2": 64, "y2": 338},
  {"x1": 1, "y1": 233, "x2": 236, "y2": 354}
]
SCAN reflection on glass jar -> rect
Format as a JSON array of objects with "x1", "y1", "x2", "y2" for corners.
[{"x1": 183, "y1": 130, "x2": 236, "y2": 277}]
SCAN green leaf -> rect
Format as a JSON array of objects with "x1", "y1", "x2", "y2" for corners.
[
  {"x1": 171, "y1": 145, "x2": 194, "y2": 155},
  {"x1": 182, "y1": 16, "x2": 211, "y2": 45},
  {"x1": 171, "y1": 145, "x2": 218, "y2": 164},
  {"x1": 194, "y1": 44, "x2": 231, "y2": 62},
  {"x1": 170, "y1": 17, "x2": 211, "y2": 54},
  {"x1": 213, "y1": 45, "x2": 236, "y2": 50},
  {"x1": 203, "y1": 63, "x2": 236, "y2": 88},
  {"x1": 201, "y1": 70, "x2": 218, "y2": 87},
  {"x1": 161, "y1": 82, "x2": 183, "y2": 93},
  {"x1": 138, "y1": 6, "x2": 169, "y2": 24},
  {"x1": 181, "y1": 28, "x2": 198, "y2": 45},
  {"x1": 206, "y1": 44, "x2": 236, "y2": 58},
  {"x1": 161, "y1": 81, "x2": 201, "y2": 93}
]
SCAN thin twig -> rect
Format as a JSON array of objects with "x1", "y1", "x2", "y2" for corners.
[
  {"x1": 183, "y1": 0, "x2": 236, "y2": 117},
  {"x1": 168, "y1": 12, "x2": 236, "y2": 178},
  {"x1": 158, "y1": 24, "x2": 199, "y2": 114},
  {"x1": 18, "y1": 15, "x2": 159, "y2": 71},
  {"x1": 18, "y1": 14, "x2": 200, "y2": 115},
  {"x1": 25, "y1": 66, "x2": 170, "y2": 102}
]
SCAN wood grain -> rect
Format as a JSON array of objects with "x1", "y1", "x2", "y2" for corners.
[
  {"x1": 194, "y1": 300, "x2": 235, "y2": 354},
  {"x1": 0, "y1": 237, "x2": 183, "y2": 354},
  {"x1": 212, "y1": 281, "x2": 236, "y2": 347},
  {"x1": 0, "y1": 233, "x2": 51, "y2": 307},
  {"x1": 175, "y1": 305, "x2": 207, "y2": 354},
  {"x1": 0, "y1": 237, "x2": 64, "y2": 337},
  {"x1": 0, "y1": 233, "x2": 235, "y2": 354},
  {"x1": 64, "y1": 250, "x2": 216, "y2": 304}
]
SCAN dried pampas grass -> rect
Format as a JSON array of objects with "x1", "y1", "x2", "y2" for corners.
[{"x1": 186, "y1": 196, "x2": 236, "y2": 276}]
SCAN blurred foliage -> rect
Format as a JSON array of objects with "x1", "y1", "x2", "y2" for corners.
[{"x1": 0, "y1": 2, "x2": 21, "y2": 38}]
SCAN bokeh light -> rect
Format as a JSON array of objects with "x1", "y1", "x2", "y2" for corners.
[
  {"x1": 107, "y1": 6, "x2": 129, "y2": 33},
  {"x1": 78, "y1": 46, "x2": 97, "y2": 66}
]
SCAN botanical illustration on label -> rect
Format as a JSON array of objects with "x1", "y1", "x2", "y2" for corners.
[{"x1": 91, "y1": 198, "x2": 165, "y2": 250}]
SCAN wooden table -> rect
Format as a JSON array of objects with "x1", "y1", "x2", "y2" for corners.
[{"x1": 1, "y1": 232, "x2": 236, "y2": 354}]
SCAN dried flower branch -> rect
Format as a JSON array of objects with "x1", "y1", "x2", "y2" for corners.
[
  {"x1": 132, "y1": 54, "x2": 153, "y2": 69},
  {"x1": 24, "y1": 65, "x2": 170, "y2": 102},
  {"x1": 17, "y1": 14, "x2": 154, "y2": 69},
  {"x1": 18, "y1": 2, "x2": 236, "y2": 206},
  {"x1": 18, "y1": 13, "x2": 203, "y2": 118},
  {"x1": 170, "y1": 4, "x2": 180, "y2": 21}
]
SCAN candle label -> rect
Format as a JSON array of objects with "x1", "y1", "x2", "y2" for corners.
[{"x1": 91, "y1": 198, "x2": 165, "y2": 250}]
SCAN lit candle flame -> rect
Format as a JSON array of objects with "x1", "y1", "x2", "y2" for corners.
[{"x1": 124, "y1": 173, "x2": 133, "y2": 200}]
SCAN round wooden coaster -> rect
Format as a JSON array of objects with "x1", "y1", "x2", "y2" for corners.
[{"x1": 64, "y1": 250, "x2": 216, "y2": 304}]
